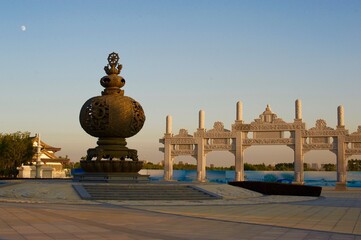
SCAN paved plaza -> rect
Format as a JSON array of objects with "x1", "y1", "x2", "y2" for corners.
[{"x1": 0, "y1": 181, "x2": 361, "y2": 239}]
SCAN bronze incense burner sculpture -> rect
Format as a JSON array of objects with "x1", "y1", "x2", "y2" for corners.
[{"x1": 79, "y1": 52, "x2": 145, "y2": 173}]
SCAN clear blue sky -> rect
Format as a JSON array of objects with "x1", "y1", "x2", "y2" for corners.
[{"x1": 1, "y1": 0, "x2": 360, "y2": 166}]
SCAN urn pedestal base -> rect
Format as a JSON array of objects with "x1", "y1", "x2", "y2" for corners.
[
  {"x1": 86, "y1": 138, "x2": 139, "y2": 161},
  {"x1": 76, "y1": 159, "x2": 149, "y2": 182}
]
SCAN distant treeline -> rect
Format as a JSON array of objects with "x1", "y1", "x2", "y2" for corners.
[
  {"x1": 0, "y1": 132, "x2": 34, "y2": 178},
  {"x1": 143, "y1": 159, "x2": 361, "y2": 171}
]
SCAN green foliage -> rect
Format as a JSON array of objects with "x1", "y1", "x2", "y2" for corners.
[
  {"x1": 173, "y1": 162, "x2": 196, "y2": 170},
  {"x1": 73, "y1": 162, "x2": 81, "y2": 169},
  {"x1": 207, "y1": 165, "x2": 235, "y2": 170},
  {"x1": 143, "y1": 162, "x2": 163, "y2": 169},
  {"x1": 0, "y1": 132, "x2": 35, "y2": 178},
  {"x1": 63, "y1": 161, "x2": 80, "y2": 170},
  {"x1": 274, "y1": 163, "x2": 294, "y2": 171},
  {"x1": 323, "y1": 163, "x2": 336, "y2": 171},
  {"x1": 348, "y1": 159, "x2": 361, "y2": 171},
  {"x1": 244, "y1": 163, "x2": 256, "y2": 170},
  {"x1": 142, "y1": 161, "x2": 349, "y2": 172},
  {"x1": 244, "y1": 163, "x2": 273, "y2": 171}
]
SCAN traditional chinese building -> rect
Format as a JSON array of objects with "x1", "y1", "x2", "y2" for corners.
[{"x1": 17, "y1": 135, "x2": 70, "y2": 178}]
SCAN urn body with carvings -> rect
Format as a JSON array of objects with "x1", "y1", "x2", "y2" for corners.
[{"x1": 79, "y1": 95, "x2": 145, "y2": 138}]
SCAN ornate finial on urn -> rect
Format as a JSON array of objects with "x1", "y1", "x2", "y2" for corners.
[
  {"x1": 100, "y1": 52, "x2": 126, "y2": 95},
  {"x1": 104, "y1": 52, "x2": 122, "y2": 75}
]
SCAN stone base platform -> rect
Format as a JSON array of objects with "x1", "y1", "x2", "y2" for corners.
[{"x1": 72, "y1": 172, "x2": 150, "y2": 183}]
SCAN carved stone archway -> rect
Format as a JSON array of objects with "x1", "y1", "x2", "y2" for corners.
[{"x1": 159, "y1": 100, "x2": 361, "y2": 189}]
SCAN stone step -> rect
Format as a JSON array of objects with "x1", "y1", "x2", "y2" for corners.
[
  {"x1": 73, "y1": 184, "x2": 221, "y2": 201},
  {"x1": 86, "y1": 194, "x2": 215, "y2": 200}
]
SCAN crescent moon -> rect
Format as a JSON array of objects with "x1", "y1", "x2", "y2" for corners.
[{"x1": 21, "y1": 25, "x2": 26, "y2": 31}]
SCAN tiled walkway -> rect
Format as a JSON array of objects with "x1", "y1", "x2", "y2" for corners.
[
  {"x1": 1, "y1": 201, "x2": 360, "y2": 240},
  {"x1": 0, "y1": 181, "x2": 361, "y2": 239}
]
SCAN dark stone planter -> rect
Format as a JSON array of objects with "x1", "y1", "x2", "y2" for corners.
[{"x1": 228, "y1": 181, "x2": 322, "y2": 197}]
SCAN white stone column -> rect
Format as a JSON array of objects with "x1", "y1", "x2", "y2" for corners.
[
  {"x1": 196, "y1": 136, "x2": 206, "y2": 182},
  {"x1": 35, "y1": 133, "x2": 42, "y2": 178},
  {"x1": 235, "y1": 131, "x2": 244, "y2": 181},
  {"x1": 196, "y1": 110, "x2": 206, "y2": 182},
  {"x1": 337, "y1": 105, "x2": 344, "y2": 128},
  {"x1": 295, "y1": 99, "x2": 302, "y2": 120},
  {"x1": 336, "y1": 135, "x2": 347, "y2": 189},
  {"x1": 236, "y1": 101, "x2": 243, "y2": 122},
  {"x1": 163, "y1": 138, "x2": 173, "y2": 181},
  {"x1": 336, "y1": 106, "x2": 347, "y2": 189},
  {"x1": 164, "y1": 115, "x2": 173, "y2": 181},
  {"x1": 199, "y1": 110, "x2": 205, "y2": 129},
  {"x1": 166, "y1": 115, "x2": 172, "y2": 134},
  {"x1": 293, "y1": 129, "x2": 304, "y2": 184}
]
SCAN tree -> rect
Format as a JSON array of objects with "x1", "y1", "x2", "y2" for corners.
[
  {"x1": 173, "y1": 162, "x2": 196, "y2": 170},
  {"x1": 0, "y1": 132, "x2": 35, "y2": 178},
  {"x1": 143, "y1": 162, "x2": 163, "y2": 170},
  {"x1": 244, "y1": 163, "x2": 256, "y2": 170},
  {"x1": 63, "y1": 161, "x2": 80, "y2": 170},
  {"x1": 348, "y1": 159, "x2": 361, "y2": 171},
  {"x1": 323, "y1": 163, "x2": 336, "y2": 171},
  {"x1": 244, "y1": 163, "x2": 273, "y2": 171},
  {"x1": 274, "y1": 163, "x2": 294, "y2": 171}
]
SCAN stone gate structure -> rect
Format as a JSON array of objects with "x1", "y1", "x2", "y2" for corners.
[{"x1": 159, "y1": 100, "x2": 361, "y2": 189}]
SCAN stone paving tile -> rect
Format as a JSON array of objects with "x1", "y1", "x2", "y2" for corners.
[
  {"x1": 1, "y1": 183, "x2": 361, "y2": 239},
  {"x1": 12, "y1": 225, "x2": 42, "y2": 234},
  {"x1": 354, "y1": 221, "x2": 361, "y2": 234},
  {"x1": 22, "y1": 234, "x2": 53, "y2": 240},
  {"x1": 73, "y1": 233, "x2": 105, "y2": 239},
  {"x1": 55, "y1": 223, "x2": 88, "y2": 233},
  {"x1": 0, "y1": 233, "x2": 26, "y2": 240},
  {"x1": 130, "y1": 203, "x2": 361, "y2": 235},
  {"x1": 0, "y1": 203, "x2": 355, "y2": 240}
]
